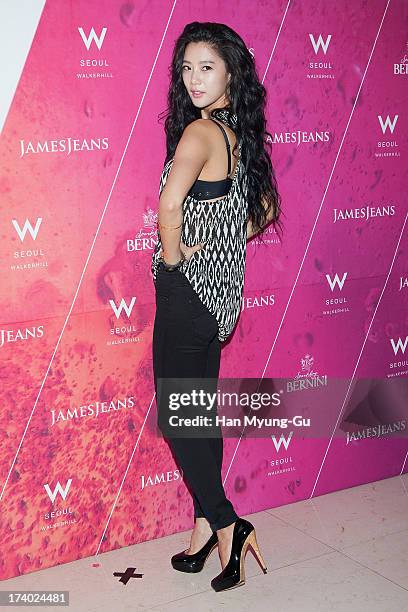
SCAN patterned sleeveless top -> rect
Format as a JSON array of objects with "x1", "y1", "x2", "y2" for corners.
[{"x1": 151, "y1": 109, "x2": 248, "y2": 342}]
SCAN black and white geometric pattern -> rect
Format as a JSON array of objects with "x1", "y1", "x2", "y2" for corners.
[{"x1": 151, "y1": 118, "x2": 248, "y2": 342}]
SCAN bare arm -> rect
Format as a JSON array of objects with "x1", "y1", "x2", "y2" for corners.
[{"x1": 158, "y1": 120, "x2": 209, "y2": 264}]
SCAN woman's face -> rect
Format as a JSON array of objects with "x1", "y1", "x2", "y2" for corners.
[{"x1": 182, "y1": 41, "x2": 231, "y2": 114}]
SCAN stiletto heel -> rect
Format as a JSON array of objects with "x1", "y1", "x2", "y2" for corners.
[
  {"x1": 211, "y1": 518, "x2": 267, "y2": 592},
  {"x1": 171, "y1": 531, "x2": 218, "y2": 573},
  {"x1": 246, "y1": 530, "x2": 268, "y2": 573}
]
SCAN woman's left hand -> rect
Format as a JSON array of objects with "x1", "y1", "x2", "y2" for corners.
[
  {"x1": 179, "y1": 241, "x2": 205, "y2": 262},
  {"x1": 159, "y1": 242, "x2": 205, "y2": 266}
]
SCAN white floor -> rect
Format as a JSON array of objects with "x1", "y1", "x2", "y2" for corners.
[{"x1": 2, "y1": 474, "x2": 408, "y2": 611}]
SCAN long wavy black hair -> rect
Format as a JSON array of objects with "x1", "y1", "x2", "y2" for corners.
[{"x1": 158, "y1": 21, "x2": 284, "y2": 242}]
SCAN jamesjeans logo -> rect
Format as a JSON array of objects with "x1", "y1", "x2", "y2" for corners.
[
  {"x1": 19, "y1": 137, "x2": 109, "y2": 157},
  {"x1": 141, "y1": 470, "x2": 182, "y2": 490}
]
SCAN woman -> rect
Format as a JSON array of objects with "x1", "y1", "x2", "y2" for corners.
[{"x1": 151, "y1": 22, "x2": 283, "y2": 592}]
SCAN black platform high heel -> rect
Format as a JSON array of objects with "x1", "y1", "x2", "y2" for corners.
[
  {"x1": 211, "y1": 518, "x2": 267, "y2": 591},
  {"x1": 171, "y1": 531, "x2": 218, "y2": 573}
]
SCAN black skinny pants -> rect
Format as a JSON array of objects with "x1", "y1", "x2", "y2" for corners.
[{"x1": 152, "y1": 266, "x2": 239, "y2": 532}]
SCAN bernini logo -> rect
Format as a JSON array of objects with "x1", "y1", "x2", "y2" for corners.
[
  {"x1": 298, "y1": 354, "x2": 317, "y2": 378},
  {"x1": 127, "y1": 208, "x2": 158, "y2": 253},
  {"x1": 286, "y1": 353, "x2": 328, "y2": 392},
  {"x1": 394, "y1": 40, "x2": 408, "y2": 74},
  {"x1": 142, "y1": 209, "x2": 156, "y2": 229}
]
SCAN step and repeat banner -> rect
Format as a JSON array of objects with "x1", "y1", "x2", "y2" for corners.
[{"x1": 0, "y1": 0, "x2": 407, "y2": 581}]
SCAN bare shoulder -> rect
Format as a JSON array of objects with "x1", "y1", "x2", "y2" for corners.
[
  {"x1": 181, "y1": 118, "x2": 212, "y2": 138},
  {"x1": 180, "y1": 117, "x2": 230, "y2": 148},
  {"x1": 177, "y1": 119, "x2": 211, "y2": 157}
]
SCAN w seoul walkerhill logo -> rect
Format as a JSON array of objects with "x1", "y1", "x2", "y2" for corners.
[
  {"x1": 78, "y1": 26, "x2": 107, "y2": 51},
  {"x1": 248, "y1": 223, "x2": 280, "y2": 247},
  {"x1": 376, "y1": 114, "x2": 400, "y2": 158},
  {"x1": 8, "y1": 217, "x2": 48, "y2": 271},
  {"x1": 307, "y1": 33, "x2": 334, "y2": 79},
  {"x1": 107, "y1": 297, "x2": 143, "y2": 345},
  {"x1": 44, "y1": 479, "x2": 72, "y2": 503},
  {"x1": 322, "y1": 272, "x2": 350, "y2": 316},
  {"x1": 19, "y1": 136, "x2": 109, "y2": 157},
  {"x1": 77, "y1": 26, "x2": 113, "y2": 79},
  {"x1": 267, "y1": 432, "x2": 296, "y2": 478},
  {"x1": 389, "y1": 336, "x2": 408, "y2": 377},
  {"x1": 42, "y1": 479, "x2": 76, "y2": 529},
  {"x1": 390, "y1": 336, "x2": 407, "y2": 356}
]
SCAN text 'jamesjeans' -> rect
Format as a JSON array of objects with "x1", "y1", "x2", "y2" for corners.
[{"x1": 152, "y1": 267, "x2": 238, "y2": 531}]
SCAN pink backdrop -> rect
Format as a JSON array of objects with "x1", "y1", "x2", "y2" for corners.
[{"x1": 0, "y1": 0, "x2": 407, "y2": 580}]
